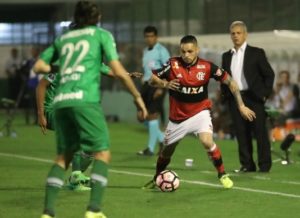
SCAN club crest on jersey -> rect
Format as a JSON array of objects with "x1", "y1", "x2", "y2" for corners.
[
  {"x1": 179, "y1": 86, "x2": 204, "y2": 94},
  {"x1": 196, "y1": 72, "x2": 205, "y2": 80},
  {"x1": 172, "y1": 61, "x2": 179, "y2": 69}
]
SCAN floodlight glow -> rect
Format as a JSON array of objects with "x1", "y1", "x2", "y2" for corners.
[{"x1": 0, "y1": 23, "x2": 10, "y2": 32}]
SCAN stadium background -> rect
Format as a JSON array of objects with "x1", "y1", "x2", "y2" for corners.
[
  {"x1": 0, "y1": 1, "x2": 300, "y2": 218},
  {"x1": 0, "y1": 0, "x2": 299, "y2": 121}
]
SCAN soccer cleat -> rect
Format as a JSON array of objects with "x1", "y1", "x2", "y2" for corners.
[
  {"x1": 142, "y1": 179, "x2": 156, "y2": 189},
  {"x1": 67, "y1": 183, "x2": 91, "y2": 191},
  {"x1": 84, "y1": 211, "x2": 107, "y2": 218},
  {"x1": 69, "y1": 171, "x2": 90, "y2": 186},
  {"x1": 41, "y1": 214, "x2": 54, "y2": 218},
  {"x1": 137, "y1": 148, "x2": 154, "y2": 156},
  {"x1": 219, "y1": 174, "x2": 234, "y2": 189}
]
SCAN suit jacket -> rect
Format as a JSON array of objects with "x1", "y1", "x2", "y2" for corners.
[{"x1": 221, "y1": 45, "x2": 275, "y2": 102}]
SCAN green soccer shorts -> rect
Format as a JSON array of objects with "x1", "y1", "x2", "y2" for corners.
[{"x1": 54, "y1": 104, "x2": 110, "y2": 155}]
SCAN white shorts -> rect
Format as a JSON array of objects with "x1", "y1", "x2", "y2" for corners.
[{"x1": 164, "y1": 110, "x2": 213, "y2": 145}]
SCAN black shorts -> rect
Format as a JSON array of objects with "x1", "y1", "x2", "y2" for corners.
[{"x1": 141, "y1": 82, "x2": 165, "y2": 114}]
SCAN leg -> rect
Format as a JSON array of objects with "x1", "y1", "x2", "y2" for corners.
[
  {"x1": 71, "y1": 151, "x2": 93, "y2": 173},
  {"x1": 138, "y1": 85, "x2": 164, "y2": 156},
  {"x1": 69, "y1": 151, "x2": 93, "y2": 189},
  {"x1": 199, "y1": 132, "x2": 233, "y2": 189},
  {"x1": 42, "y1": 108, "x2": 78, "y2": 217},
  {"x1": 229, "y1": 100, "x2": 256, "y2": 171},
  {"x1": 73, "y1": 105, "x2": 110, "y2": 217},
  {"x1": 146, "y1": 113, "x2": 161, "y2": 153},
  {"x1": 252, "y1": 102, "x2": 272, "y2": 172},
  {"x1": 142, "y1": 142, "x2": 178, "y2": 189},
  {"x1": 199, "y1": 132, "x2": 225, "y2": 177},
  {"x1": 143, "y1": 118, "x2": 186, "y2": 189},
  {"x1": 155, "y1": 142, "x2": 178, "y2": 177},
  {"x1": 42, "y1": 153, "x2": 74, "y2": 217},
  {"x1": 87, "y1": 150, "x2": 111, "y2": 213},
  {"x1": 137, "y1": 114, "x2": 164, "y2": 156}
]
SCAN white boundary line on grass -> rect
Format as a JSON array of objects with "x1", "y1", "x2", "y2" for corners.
[{"x1": 1, "y1": 152, "x2": 300, "y2": 199}]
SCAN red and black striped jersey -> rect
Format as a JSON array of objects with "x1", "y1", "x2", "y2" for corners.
[{"x1": 153, "y1": 57, "x2": 228, "y2": 122}]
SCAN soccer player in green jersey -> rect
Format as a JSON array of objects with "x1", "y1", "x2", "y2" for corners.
[
  {"x1": 36, "y1": 64, "x2": 112, "y2": 191},
  {"x1": 33, "y1": 1, "x2": 147, "y2": 218}
]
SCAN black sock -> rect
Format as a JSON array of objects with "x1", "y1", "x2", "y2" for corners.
[{"x1": 155, "y1": 156, "x2": 171, "y2": 179}]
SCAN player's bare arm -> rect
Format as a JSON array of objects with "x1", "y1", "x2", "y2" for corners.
[
  {"x1": 33, "y1": 59, "x2": 51, "y2": 74},
  {"x1": 105, "y1": 71, "x2": 142, "y2": 78},
  {"x1": 149, "y1": 74, "x2": 180, "y2": 91},
  {"x1": 222, "y1": 75, "x2": 256, "y2": 121},
  {"x1": 36, "y1": 78, "x2": 50, "y2": 134},
  {"x1": 109, "y1": 60, "x2": 148, "y2": 120}
]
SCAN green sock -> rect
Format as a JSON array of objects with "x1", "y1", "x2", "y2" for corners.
[
  {"x1": 72, "y1": 151, "x2": 93, "y2": 173},
  {"x1": 43, "y1": 164, "x2": 65, "y2": 216},
  {"x1": 87, "y1": 160, "x2": 108, "y2": 212},
  {"x1": 72, "y1": 152, "x2": 81, "y2": 172},
  {"x1": 80, "y1": 152, "x2": 93, "y2": 172}
]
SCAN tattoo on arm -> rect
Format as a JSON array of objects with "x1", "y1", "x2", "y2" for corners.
[
  {"x1": 232, "y1": 87, "x2": 244, "y2": 108},
  {"x1": 224, "y1": 76, "x2": 244, "y2": 107},
  {"x1": 225, "y1": 76, "x2": 232, "y2": 87}
]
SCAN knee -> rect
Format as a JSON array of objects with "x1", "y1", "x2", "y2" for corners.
[
  {"x1": 55, "y1": 155, "x2": 68, "y2": 170},
  {"x1": 94, "y1": 150, "x2": 111, "y2": 164},
  {"x1": 199, "y1": 135, "x2": 214, "y2": 149}
]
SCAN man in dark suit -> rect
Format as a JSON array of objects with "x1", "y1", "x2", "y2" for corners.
[{"x1": 221, "y1": 21, "x2": 275, "y2": 172}]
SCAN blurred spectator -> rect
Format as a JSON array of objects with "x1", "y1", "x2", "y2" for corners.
[
  {"x1": 270, "y1": 70, "x2": 298, "y2": 125},
  {"x1": 290, "y1": 72, "x2": 300, "y2": 119},
  {"x1": 5, "y1": 48, "x2": 22, "y2": 100},
  {"x1": 20, "y1": 47, "x2": 41, "y2": 124}
]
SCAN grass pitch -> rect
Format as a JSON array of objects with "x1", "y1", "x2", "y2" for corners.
[{"x1": 0, "y1": 113, "x2": 300, "y2": 218}]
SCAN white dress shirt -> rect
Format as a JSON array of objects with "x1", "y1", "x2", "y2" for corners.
[{"x1": 230, "y1": 42, "x2": 248, "y2": 91}]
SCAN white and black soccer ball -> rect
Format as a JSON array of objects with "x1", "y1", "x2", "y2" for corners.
[{"x1": 155, "y1": 170, "x2": 180, "y2": 192}]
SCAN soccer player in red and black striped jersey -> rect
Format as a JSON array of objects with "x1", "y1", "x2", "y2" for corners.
[{"x1": 143, "y1": 35, "x2": 256, "y2": 189}]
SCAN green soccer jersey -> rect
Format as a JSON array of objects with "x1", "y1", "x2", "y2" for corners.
[
  {"x1": 43, "y1": 64, "x2": 111, "y2": 112},
  {"x1": 40, "y1": 26, "x2": 118, "y2": 109},
  {"x1": 44, "y1": 73, "x2": 59, "y2": 112}
]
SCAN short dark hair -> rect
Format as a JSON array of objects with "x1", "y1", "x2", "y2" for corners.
[
  {"x1": 180, "y1": 35, "x2": 198, "y2": 45},
  {"x1": 74, "y1": 1, "x2": 100, "y2": 28},
  {"x1": 143, "y1": 26, "x2": 158, "y2": 35}
]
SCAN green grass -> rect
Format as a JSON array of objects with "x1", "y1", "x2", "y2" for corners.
[{"x1": 1, "y1": 112, "x2": 300, "y2": 218}]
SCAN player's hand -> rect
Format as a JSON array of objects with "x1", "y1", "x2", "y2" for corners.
[
  {"x1": 134, "y1": 96, "x2": 148, "y2": 121},
  {"x1": 38, "y1": 114, "x2": 47, "y2": 135},
  {"x1": 129, "y1": 72, "x2": 143, "y2": 78},
  {"x1": 239, "y1": 105, "x2": 256, "y2": 121},
  {"x1": 165, "y1": 79, "x2": 180, "y2": 91},
  {"x1": 137, "y1": 110, "x2": 145, "y2": 122}
]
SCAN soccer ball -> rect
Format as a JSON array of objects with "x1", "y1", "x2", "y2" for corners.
[{"x1": 155, "y1": 170, "x2": 180, "y2": 192}]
